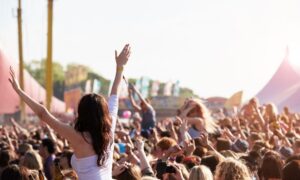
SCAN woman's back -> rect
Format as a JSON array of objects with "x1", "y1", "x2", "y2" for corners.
[{"x1": 71, "y1": 95, "x2": 118, "y2": 180}]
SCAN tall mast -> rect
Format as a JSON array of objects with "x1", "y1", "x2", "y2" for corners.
[
  {"x1": 46, "y1": 0, "x2": 54, "y2": 110},
  {"x1": 17, "y1": 0, "x2": 25, "y2": 122}
]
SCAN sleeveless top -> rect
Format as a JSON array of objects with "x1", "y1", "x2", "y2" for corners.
[
  {"x1": 71, "y1": 95, "x2": 118, "y2": 180},
  {"x1": 141, "y1": 107, "x2": 156, "y2": 130}
]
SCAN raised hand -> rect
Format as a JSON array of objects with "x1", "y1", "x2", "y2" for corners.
[
  {"x1": 8, "y1": 66, "x2": 21, "y2": 93},
  {"x1": 115, "y1": 44, "x2": 131, "y2": 67},
  {"x1": 199, "y1": 133, "x2": 209, "y2": 147},
  {"x1": 135, "y1": 138, "x2": 144, "y2": 152},
  {"x1": 112, "y1": 162, "x2": 130, "y2": 176},
  {"x1": 179, "y1": 118, "x2": 188, "y2": 134},
  {"x1": 116, "y1": 130, "x2": 129, "y2": 138}
]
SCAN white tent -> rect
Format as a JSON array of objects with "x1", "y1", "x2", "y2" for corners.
[{"x1": 256, "y1": 48, "x2": 300, "y2": 112}]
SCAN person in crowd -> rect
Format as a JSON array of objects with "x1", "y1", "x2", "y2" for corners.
[
  {"x1": 3, "y1": 45, "x2": 300, "y2": 180},
  {"x1": 39, "y1": 138, "x2": 56, "y2": 180},
  {"x1": 177, "y1": 98, "x2": 218, "y2": 138},
  {"x1": 214, "y1": 158, "x2": 252, "y2": 180},
  {"x1": 1, "y1": 164, "x2": 37, "y2": 180},
  {"x1": 59, "y1": 150, "x2": 73, "y2": 170},
  {"x1": 19, "y1": 150, "x2": 45, "y2": 179},
  {"x1": 8, "y1": 44, "x2": 131, "y2": 179},
  {"x1": 189, "y1": 165, "x2": 213, "y2": 180},
  {"x1": 128, "y1": 83, "x2": 156, "y2": 131}
]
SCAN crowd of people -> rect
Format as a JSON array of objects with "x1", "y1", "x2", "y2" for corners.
[{"x1": 1, "y1": 45, "x2": 300, "y2": 180}]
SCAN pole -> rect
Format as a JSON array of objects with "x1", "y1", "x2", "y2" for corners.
[
  {"x1": 46, "y1": 0, "x2": 53, "y2": 110},
  {"x1": 17, "y1": 0, "x2": 25, "y2": 122}
]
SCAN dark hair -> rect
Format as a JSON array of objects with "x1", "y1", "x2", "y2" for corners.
[
  {"x1": 1, "y1": 165, "x2": 31, "y2": 180},
  {"x1": 75, "y1": 93, "x2": 112, "y2": 167},
  {"x1": 201, "y1": 154, "x2": 220, "y2": 173},
  {"x1": 216, "y1": 138, "x2": 231, "y2": 151},
  {"x1": 61, "y1": 150, "x2": 73, "y2": 168},
  {"x1": 0, "y1": 150, "x2": 12, "y2": 167},
  {"x1": 283, "y1": 160, "x2": 300, "y2": 180},
  {"x1": 259, "y1": 153, "x2": 283, "y2": 179},
  {"x1": 42, "y1": 138, "x2": 56, "y2": 154}
]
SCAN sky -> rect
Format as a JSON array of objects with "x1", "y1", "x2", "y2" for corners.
[{"x1": 1, "y1": 0, "x2": 300, "y2": 100}]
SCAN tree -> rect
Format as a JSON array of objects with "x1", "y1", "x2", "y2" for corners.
[{"x1": 25, "y1": 59, "x2": 65, "y2": 100}]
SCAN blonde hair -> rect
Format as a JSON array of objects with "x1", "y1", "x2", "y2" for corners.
[
  {"x1": 189, "y1": 165, "x2": 213, "y2": 180},
  {"x1": 188, "y1": 99, "x2": 218, "y2": 134},
  {"x1": 215, "y1": 158, "x2": 251, "y2": 180},
  {"x1": 21, "y1": 150, "x2": 43, "y2": 171}
]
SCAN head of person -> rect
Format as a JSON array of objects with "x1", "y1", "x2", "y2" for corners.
[
  {"x1": 189, "y1": 165, "x2": 213, "y2": 180},
  {"x1": 0, "y1": 150, "x2": 13, "y2": 168},
  {"x1": 39, "y1": 138, "x2": 56, "y2": 159},
  {"x1": 186, "y1": 99, "x2": 218, "y2": 134},
  {"x1": 216, "y1": 138, "x2": 231, "y2": 152},
  {"x1": 182, "y1": 156, "x2": 201, "y2": 170},
  {"x1": 154, "y1": 137, "x2": 177, "y2": 158},
  {"x1": 214, "y1": 158, "x2": 251, "y2": 180},
  {"x1": 239, "y1": 151, "x2": 261, "y2": 173},
  {"x1": 248, "y1": 132, "x2": 263, "y2": 149},
  {"x1": 201, "y1": 154, "x2": 220, "y2": 174},
  {"x1": 114, "y1": 165, "x2": 141, "y2": 180},
  {"x1": 259, "y1": 152, "x2": 283, "y2": 180},
  {"x1": 20, "y1": 150, "x2": 43, "y2": 171},
  {"x1": 74, "y1": 93, "x2": 112, "y2": 167},
  {"x1": 1, "y1": 164, "x2": 31, "y2": 180},
  {"x1": 283, "y1": 106, "x2": 290, "y2": 115},
  {"x1": 249, "y1": 97, "x2": 259, "y2": 107},
  {"x1": 59, "y1": 150, "x2": 73, "y2": 170},
  {"x1": 282, "y1": 160, "x2": 300, "y2": 180},
  {"x1": 162, "y1": 164, "x2": 189, "y2": 180},
  {"x1": 18, "y1": 143, "x2": 33, "y2": 157}
]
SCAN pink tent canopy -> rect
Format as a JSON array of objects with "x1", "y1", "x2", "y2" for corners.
[
  {"x1": 256, "y1": 49, "x2": 300, "y2": 112},
  {"x1": 0, "y1": 49, "x2": 65, "y2": 114}
]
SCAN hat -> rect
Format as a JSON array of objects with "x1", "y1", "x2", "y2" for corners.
[{"x1": 232, "y1": 139, "x2": 249, "y2": 153}]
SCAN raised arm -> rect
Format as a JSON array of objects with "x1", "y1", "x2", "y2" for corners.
[
  {"x1": 110, "y1": 44, "x2": 131, "y2": 96},
  {"x1": 130, "y1": 84, "x2": 152, "y2": 109},
  {"x1": 128, "y1": 86, "x2": 142, "y2": 112},
  {"x1": 8, "y1": 67, "x2": 79, "y2": 146}
]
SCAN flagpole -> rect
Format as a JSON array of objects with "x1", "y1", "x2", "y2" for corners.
[
  {"x1": 17, "y1": 0, "x2": 25, "y2": 122},
  {"x1": 46, "y1": 0, "x2": 54, "y2": 110}
]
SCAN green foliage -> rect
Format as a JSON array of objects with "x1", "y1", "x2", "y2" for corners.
[
  {"x1": 25, "y1": 60, "x2": 198, "y2": 100},
  {"x1": 25, "y1": 59, "x2": 65, "y2": 100},
  {"x1": 179, "y1": 87, "x2": 199, "y2": 98}
]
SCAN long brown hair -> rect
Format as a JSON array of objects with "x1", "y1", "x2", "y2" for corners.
[{"x1": 74, "y1": 93, "x2": 112, "y2": 166}]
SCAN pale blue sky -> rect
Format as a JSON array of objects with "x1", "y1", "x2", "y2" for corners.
[{"x1": 1, "y1": 0, "x2": 300, "y2": 100}]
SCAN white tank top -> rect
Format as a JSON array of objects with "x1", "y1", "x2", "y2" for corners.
[{"x1": 71, "y1": 95, "x2": 118, "y2": 180}]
